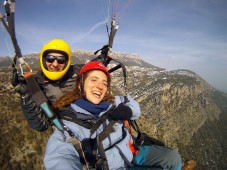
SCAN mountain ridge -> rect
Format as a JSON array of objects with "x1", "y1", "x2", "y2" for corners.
[{"x1": 0, "y1": 50, "x2": 163, "y2": 70}]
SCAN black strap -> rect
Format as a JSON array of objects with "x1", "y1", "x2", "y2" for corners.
[
  {"x1": 97, "y1": 121, "x2": 116, "y2": 160},
  {"x1": 104, "y1": 125, "x2": 127, "y2": 151},
  {"x1": 129, "y1": 120, "x2": 141, "y2": 134},
  {"x1": 90, "y1": 105, "x2": 116, "y2": 134},
  {"x1": 129, "y1": 120, "x2": 165, "y2": 148},
  {"x1": 67, "y1": 137, "x2": 87, "y2": 164},
  {"x1": 138, "y1": 133, "x2": 165, "y2": 147},
  {"x1": 96, "y1": 134, "x2": 109, "y2": 170},
  {"x1": 24, "y1": 72, "x2": 48, "y2": 106},
  {"x1": 115, "y1": 145, "x2": 134, "y2": 167},
  {"x1": 59, "y1": 111, "x2": 95, "y2": 129},
  {"x1": 98, "y1": 120, "x2": 116, "y2": 142}
]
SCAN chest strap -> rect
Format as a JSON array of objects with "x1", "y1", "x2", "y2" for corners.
[{"x1": 58, "y1": 110, "x2": 95, "y2": 129}]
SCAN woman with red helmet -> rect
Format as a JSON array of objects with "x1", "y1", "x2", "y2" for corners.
[{"x1": 44, "y1": 61, "x2": 182, "y2": 170}]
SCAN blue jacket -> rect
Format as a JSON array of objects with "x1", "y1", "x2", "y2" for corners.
[{"x1": 44, "y1": 95, "x2": 141, "y2": 170}]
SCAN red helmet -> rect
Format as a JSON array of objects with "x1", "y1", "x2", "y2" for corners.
[{"x1": 79, "y1": 61, "x2": 110, "y2": 76}]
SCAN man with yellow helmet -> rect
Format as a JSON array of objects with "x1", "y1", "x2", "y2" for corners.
[
  {"x1": 19, "y1": 38, "x2": 82, "y2": 131},
  {"x1": 40, "y1": 39, "x2": 72, "y2": 81}
]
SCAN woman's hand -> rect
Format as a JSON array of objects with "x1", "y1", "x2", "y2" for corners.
[{"x1": 110, "y1": 103, "x2": 133, "y2": 120}]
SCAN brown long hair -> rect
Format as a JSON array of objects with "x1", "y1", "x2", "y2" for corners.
[{"x1": 53, "y1": 70, "x2": 114, "y2": 109}]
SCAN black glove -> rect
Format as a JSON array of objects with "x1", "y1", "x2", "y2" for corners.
[
  {"x1": 12, "y1": 68, "x2": 28, "y2": 95},
  {"x1": 110, "y1": 103, "x2": 133, "y2": 120},
  {"x1": 12, "y1": 68, "x2": 33, "y2": 105}
]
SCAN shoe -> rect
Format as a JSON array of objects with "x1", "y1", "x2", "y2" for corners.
[{"x1": 182, "y1": 160, "x2": 197, "y2": 170}]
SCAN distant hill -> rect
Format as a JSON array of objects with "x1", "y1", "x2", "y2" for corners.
[
  {"x1": 0, "y1": 50, "x2": 226, "y2": 169},
  {"x1": 0, "y1": 56, "x2": 12, "y2": 69}
]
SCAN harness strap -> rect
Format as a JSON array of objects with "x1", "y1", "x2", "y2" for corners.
[
  {"x1": 98, "y1": 121, "x2": 135, "y2": 168},
  {"x1": 98, "y1": 120, "x2": 116, "y2": 142},
  {"x1": 115, "y1": 145, "x2": 134, "y2": 167},
  {"x1": 67, "y1": 137, "x2": 90, "y2": 170},
  {"x1": 97, "y1": 135, "x2": 109, "y2": 170},
  {"x1": 24, "y1": 72, "x2": 48, "y2": 105},
  {"x1": 22, "y1": 72, "x2": 65, "y2": 132},
  {"x1": 90, "y1": 105, "x2": 116, "y2": 134},
  {"x1": 104, "y1": 125, "x2": 126, "y2": 151},
  {"x1": 128, "y1": 120, "x2": 165, "y2": 149},
  {"x1": 95, "y1": 121, "x2": 117, "y2": 170},
  {"x1": 95, "y1": 120, "x2": 130, "y2": 170},
  {"x1": 86, "y1": 120, "x2": 122, "y2": 170},
  {"x1": 59, "y1": 111, "x2": 95, "y2": 129}
]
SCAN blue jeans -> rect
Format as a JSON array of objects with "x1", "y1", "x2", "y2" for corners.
[{"x1": 128, "y1": 145, "x2": 182, "y2": 170}]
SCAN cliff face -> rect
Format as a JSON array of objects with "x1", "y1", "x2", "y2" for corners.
[
  {"x1": 0, "y1": 53, "x2": 226, "y2": 170},
  {"x1": 130, "y1": 69, "x2": 220, "y2": 145},
  {"x1": 122, "y1": 68, "x2": 226, "y2": 169}
]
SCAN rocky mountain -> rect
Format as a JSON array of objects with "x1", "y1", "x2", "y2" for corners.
[
  {"x1": 0, "y1": 50, "x2": 161, "y2": 70},
  {"x1": 0, "y1": 51, "x2": 226, "y2": 170}
]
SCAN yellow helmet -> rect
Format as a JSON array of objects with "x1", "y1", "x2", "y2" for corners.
[{"x1": 40, "y1": 39, "x2": 72, "y2": 81}]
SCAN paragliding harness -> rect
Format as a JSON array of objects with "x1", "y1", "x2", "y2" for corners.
[
  {"x1": 1, "y1": 2, "x2": 164, "y2": 169},
  {"x1": 58, "y1": 101, "x2": 130, "y2": 169},
  {"x1": 58, "y1": 98, "x2": 165, "y2": 170}
]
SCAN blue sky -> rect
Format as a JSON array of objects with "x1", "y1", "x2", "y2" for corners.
[{"x1": 1, "y1": 0, "x2": 227, "y2": 93}]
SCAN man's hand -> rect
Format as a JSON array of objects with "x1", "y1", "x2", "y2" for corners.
[{"x1": 12, "y1": 68, "x2": 27, "y2": 95}]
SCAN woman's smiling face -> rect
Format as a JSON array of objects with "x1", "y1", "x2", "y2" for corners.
[{"x1": 83, "y1": 70, "x2": 108, "y2": 104}]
